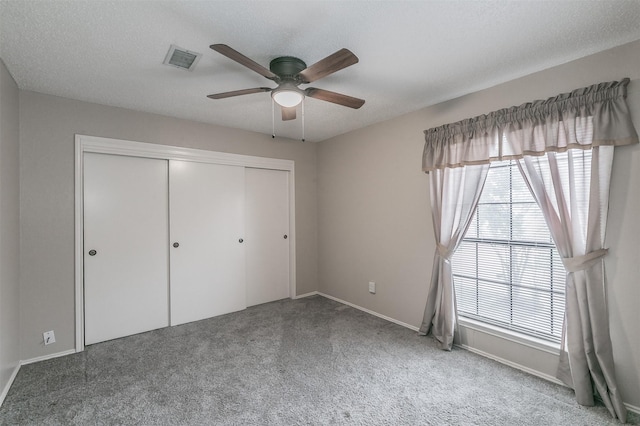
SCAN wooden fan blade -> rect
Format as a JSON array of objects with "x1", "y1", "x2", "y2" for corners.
[
  {"x1": 210, "y1": 44, "x2": 277, "y2": 80},
  {"x1": 281, "y1": 107, "x2": 296, "y2": 121},
  {"x1": 305, "y1": 88, "x2": 365, "y2": 109},
  {"x1": 207, "y1": 87, "x2": 272, "y2": 99},
  {"x1": 298, "y1": 48, "x2": 359, "y2": 83}
]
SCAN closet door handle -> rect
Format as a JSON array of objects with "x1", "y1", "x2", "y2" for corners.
[
  {"x1": 173, "y1": 242, "x2": 179, "y2": 248},
  {"x1": 239, "y1": 238, "x2": 244, "y2": 243},
  {"x1": 88, "y1": 250, "x2": 97, "y2": 256},
  {"x1": 284, "y1": 235, "x2": 288, "y2": 239}
]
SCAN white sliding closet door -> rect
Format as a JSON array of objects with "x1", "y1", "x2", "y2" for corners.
[
  {"x1": 245, "y1": 168, "x2": 290, "y2": 306},
  {"x1": 84, "y1": 153, "x2": 169, "y2": 345},
  {"x1": 169, "y1": 160, "x2": 246, "y2": 326}
]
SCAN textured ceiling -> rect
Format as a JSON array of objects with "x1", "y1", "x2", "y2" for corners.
[{"x1": 1, "y1": 1, "x2": 640, "y2": 142}]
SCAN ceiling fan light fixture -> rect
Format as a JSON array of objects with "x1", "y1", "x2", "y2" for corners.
[{"x1": 272, "y1": 86, "x2": 304, "y2": 108}]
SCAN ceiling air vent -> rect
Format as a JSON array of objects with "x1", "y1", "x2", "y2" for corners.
[{"x1": 163, "y1": 45, "x2": 202, "y2": 71}]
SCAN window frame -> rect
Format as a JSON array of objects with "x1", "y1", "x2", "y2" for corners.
[{"x1": 453, "y1": 159, "x2": 564, "y2": 351}]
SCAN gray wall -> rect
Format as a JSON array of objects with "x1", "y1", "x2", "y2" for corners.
[
  {"x1": 0, "y1": 59, "x2": 20, "y2": 397},
  {"x1": 19, "y1": 92, "x2": 318, "y2": 360},
  {"x1": 317, "y1": 40, "x2": 640, "y2": 409}
]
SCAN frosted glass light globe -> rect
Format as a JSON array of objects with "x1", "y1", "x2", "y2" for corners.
[{"x1": 272, "y1": 89, "x2": 304, "y2": 107}]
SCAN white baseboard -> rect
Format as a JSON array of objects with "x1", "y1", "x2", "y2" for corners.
[
  {"x1": 21, "y1": 348, "x2": 76, "y2": 366},
  {"x1": 0, "y1": 363, "x2": 20, "y2": 407},
  {"x1": 625, "y1": 402, "x2": 640, "y2": 415},
  {"x1": 293, "y1": 291, "x2": 318, "y2": 299},
  {"x1": 455, "y1": 343, "x2": 566, "y2": 387},
  {"x1": 316, "y1": 292, "x2": 420, "y2": 332}
]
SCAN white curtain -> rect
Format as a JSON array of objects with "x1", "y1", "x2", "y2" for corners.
[
  {"x1": 418, "y1": 164, "x2": 489, "y2": 350},
  {"x1": 517, "y1": 147, "x2": 625, "y2": 421},
  {"x1": 421, "y1": 79, "x2": 637, "y2": 421}
]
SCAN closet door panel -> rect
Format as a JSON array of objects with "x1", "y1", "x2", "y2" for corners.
[
  {"x1": 169, "y1": 161, "x2": 246, "y2": 326},
  {"x1": 84, "y1": 153, "x2": 169, "y2": 345},
  {"x1": 245, "y1": 168, "x2": 290, "y2": 306}
]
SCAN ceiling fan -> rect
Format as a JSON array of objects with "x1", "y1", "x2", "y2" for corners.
[{"x1": 207, "y1": 44, "x2": 365, "y2": 123}]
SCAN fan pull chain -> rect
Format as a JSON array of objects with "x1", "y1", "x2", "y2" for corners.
[
  {"x1": 271, "y1": 99, "x2": 276, "y2": 138},
  {"x1": 301, "y1": 98, "x2": 305, "y2": 142}
]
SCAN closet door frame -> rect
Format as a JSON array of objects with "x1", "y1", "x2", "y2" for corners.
[{"x1": 74, "y1": 134, "x2": 296, "y2": 352}]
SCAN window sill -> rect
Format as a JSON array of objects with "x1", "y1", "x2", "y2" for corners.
[{"x1": 458, "y1": 317, "x2": 561, "y2": 356}]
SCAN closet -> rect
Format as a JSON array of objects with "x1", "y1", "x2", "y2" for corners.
[
  {"x1": 169, "y1": 160, "x2": 246, "y2": 326},
  {"x1": 82, "y1": 149, "x2": 291, "y2": 346},
  {"x1": 83, "y1": 154, "x2": 169, "y2": 345},
  {"x1": 245, "y1": 168, "x2": 290, "y2": 307}
]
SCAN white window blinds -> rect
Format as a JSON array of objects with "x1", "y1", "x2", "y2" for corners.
[{"x1": 451, "y1": 154, "x2": 590, "y2": 343}]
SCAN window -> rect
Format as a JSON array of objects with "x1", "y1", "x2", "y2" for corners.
[{"x1": 452, "y1": 158, "x2": 570, "y2": 344}]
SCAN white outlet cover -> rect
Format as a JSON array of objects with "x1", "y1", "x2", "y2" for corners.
[
  {"x1": 43, "y1": 330, "x2": 56, "y2": 345},
  {"x1": 368, "y1": 281, "x2": 376, "y2": 294}
]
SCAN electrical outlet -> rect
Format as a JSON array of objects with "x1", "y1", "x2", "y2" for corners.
[
  {"x1": 368, "y1": 281, "x2": 376, "y2": 294},
  {"x1": 43, "y1": 330, "x2": 56, "y2": 345}
]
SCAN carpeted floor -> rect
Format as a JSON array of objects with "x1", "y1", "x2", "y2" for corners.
[{"x1": 1, "y1": 296, "x2": 637, "y2": 425}]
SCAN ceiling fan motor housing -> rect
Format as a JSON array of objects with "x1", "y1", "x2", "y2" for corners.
[{"x1": 269, "y1": 56, "x2": 307, "y2": 82}]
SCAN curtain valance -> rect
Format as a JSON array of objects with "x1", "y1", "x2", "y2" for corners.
[{"x1": 422, "y1": 79, "x2": 638, "y2": 172}]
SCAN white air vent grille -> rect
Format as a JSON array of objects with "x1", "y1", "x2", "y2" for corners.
[{"x1": 163, "y1": 45, "x2": 202, "y2": 71}]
